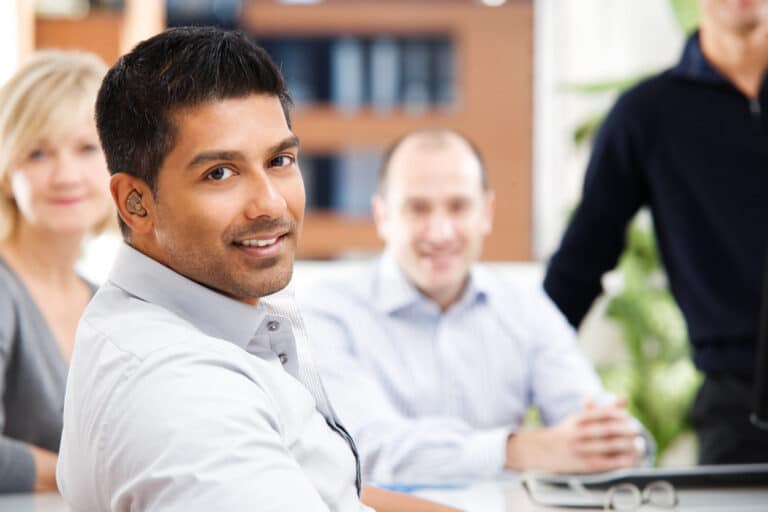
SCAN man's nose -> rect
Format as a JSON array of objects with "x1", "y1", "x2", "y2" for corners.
[
  {"x1": 244, "y1": 171, "x2": 288, "y2": 220},
  {"x1": 424, "y1": 213, "x2": 456, "y2": 243}
]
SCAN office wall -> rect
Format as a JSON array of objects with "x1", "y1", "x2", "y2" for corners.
[{"x1": 533, "y1": 0, "x2": 685, "y2": 259}]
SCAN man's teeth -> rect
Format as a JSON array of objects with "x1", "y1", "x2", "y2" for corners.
[{"x1": 239, "y1": 237, "x2": 278, "y2": 247}]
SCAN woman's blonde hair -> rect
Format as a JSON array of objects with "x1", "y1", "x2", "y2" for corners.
[{"x1": 0, "y1": 50, "x2": 109, "y2": 241}]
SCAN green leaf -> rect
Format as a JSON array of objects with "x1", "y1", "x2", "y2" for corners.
[
  {"x1": 573, "y1": 113, "x2": 606, "y2": 146},
  {"x1": 669, "y1": 0, "x2": 699, "y2": 34},
  {"x1": 561, "y1": 74, "x2": 650, "y2": 94}
]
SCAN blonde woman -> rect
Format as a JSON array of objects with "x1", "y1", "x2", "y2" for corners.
[{"x1": 0, "y1": 51, "x2": 111, "y2": 493}]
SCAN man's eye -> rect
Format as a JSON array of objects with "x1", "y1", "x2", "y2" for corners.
[
  {"x1": 270, "y1": 155, "x2": 295, "y2": 168},
  {"x1": 407, "y1": 203, "x2": 430, "y2": 215},
  {"x1": 205, "y1": 166, "x2": 235, "y2": 181},
  {"x1": 449, "y1": 200, "x2": 470, "y2": 214}
]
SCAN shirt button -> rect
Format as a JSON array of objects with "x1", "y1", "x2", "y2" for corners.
[
  {"x1": 278, "y1": 353, "x2": 288, "y2": 364},
  {"x1": 267, "y1": 320, "x2": 280, "y2": 332}
]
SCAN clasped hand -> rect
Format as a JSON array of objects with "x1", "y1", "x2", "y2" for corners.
[{"x1": 506, "y1": 399, "x2": 644, "y2": 473}]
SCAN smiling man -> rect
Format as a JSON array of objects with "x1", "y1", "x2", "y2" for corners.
[
  {"x1": 55, "y1": 28, "x2": 457, "y2": 512},
  {"x1": 301, "y1": 129, "x2": 651, "y2": 482}
]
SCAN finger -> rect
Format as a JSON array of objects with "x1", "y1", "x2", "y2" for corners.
[
  {"x1": 575, "y1": 406, "x2": 632, "y2": 426},
  {"x1": 613, "y1": 397, "x2": 628, "y2": 409},
  {"x1": 572, "y1": 436, "x2": 638, "y2": 456},
  {"x1": 573, "y1": 420, "x2": 639, "y2": 441}
]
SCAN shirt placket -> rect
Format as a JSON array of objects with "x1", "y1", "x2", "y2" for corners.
[{"x1": 261, "y1": 308, "x2": 362, "y2": 495}]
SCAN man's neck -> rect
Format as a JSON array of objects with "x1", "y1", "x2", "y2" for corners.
[
  {"x1": 699, "y1": 22, "x2": 768, "y2": 98},
  {"x1": 422, "y1": 278, "x2": 470, "y2": 313}
]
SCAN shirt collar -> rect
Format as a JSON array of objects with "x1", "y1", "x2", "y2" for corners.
[
  {"x1": 372, "y1": 251, "x2": 491, "y2": 315},
  {"x1": 107, "y1": 243, "x2": 267, "y2": 349},
  {"x1": 670, "y1": 31, "x2": 733, "y2": 85}
]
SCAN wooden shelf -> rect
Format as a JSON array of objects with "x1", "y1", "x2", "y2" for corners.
[
  {"x1": 33, "y1": 1, "x2": 164, "y2": 64},
  {"x1": 26, "y1": 1, "x2": 534, "y2": 261},
  {"x1": 299, "y1": 212, "x2": 382, "y2": 260},
  {"x1": 243, "y1": 1, "x2": 534, "y2": 260},
  {"x1": 35, "y1": 11, "x2": 123, "y2": 64},
  {"x1": 292, "y1": 107, "x2": 459, "y2": 153}
]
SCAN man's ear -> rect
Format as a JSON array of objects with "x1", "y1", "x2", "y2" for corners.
[
  {"x1": 110, "y1": 173, "x2": 155, "y2": 236},
  {"x1": 481, "y1": 189, "x2": 495, "y2": 235},
  {"x1": 371, "y1": 194, "x2": 388, "y2": 241}
]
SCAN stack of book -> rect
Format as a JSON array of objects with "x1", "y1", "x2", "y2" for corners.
[
  {"x1": 300, "y1": 151, "x2": 382, "y2": 217},
  {"x1": 256, "y1": 36, "x2": 455, "y2": 111}
]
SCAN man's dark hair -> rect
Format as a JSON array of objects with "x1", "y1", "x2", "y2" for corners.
[
  {"x1": 95, "y1": 26, "x2": 292, "y2": 236},
  {"x1": 376, "y1": 128, "x2": 489, "y2": 194}
]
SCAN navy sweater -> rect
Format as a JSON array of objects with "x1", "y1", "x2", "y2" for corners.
[{"x1": 544, "y1": 33, "x2": 768, "y2": 375}]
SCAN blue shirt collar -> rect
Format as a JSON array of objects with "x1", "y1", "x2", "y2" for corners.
[
  {"x1": 372, "y1": 251, "x2": 490, "y2": 315},
  {"x1": 107, "y1": 243, "x2": 268, "y2": 349}
]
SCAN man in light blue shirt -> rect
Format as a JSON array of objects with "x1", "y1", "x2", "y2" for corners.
[
  {"x1": 302, "y1": 129, "x2": 650, "y2": 483},
  {"x1": 56, "y1": 28, "x2": 456, "y2": 512}
]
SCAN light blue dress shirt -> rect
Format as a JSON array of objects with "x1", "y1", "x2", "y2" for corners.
[
  {"x1": 301, "y1": 253, "x2": 614, "y2": 483},
  {"x1": 57, "y1": 243, "x2": 370, "y2": 512}
]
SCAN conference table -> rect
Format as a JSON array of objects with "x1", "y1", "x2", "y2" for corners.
[{"x1": 2, "y1": 477, "x2": 766, "y2": 511}]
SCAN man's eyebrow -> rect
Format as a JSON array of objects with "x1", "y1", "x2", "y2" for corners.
[
  {"x1": 185, "y1": 136, "x2": 300, "y2": 170},
  {"x1": 186, "y1": 150, "x2": 246, "y2": 170},
  {"x1": 267, "y1": 135, "x2": 300, "y2": 156}
]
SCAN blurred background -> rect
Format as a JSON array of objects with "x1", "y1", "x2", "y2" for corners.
[
  {"x1": 2, "y1": 0, "x2": 691, "y2": 262},
  {"x1": 2, "y1": 0, "x2": 703, "y2": 464}
]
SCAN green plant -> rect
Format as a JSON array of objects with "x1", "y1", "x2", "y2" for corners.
[{"x1": 598, "y1": 218, "x2": 701, "y2": 459}]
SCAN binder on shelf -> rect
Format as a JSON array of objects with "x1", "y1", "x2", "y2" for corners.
[
  {"x1": 166, "y1": 0, "x2": 240, "y2": 29},
  {"x1": 432, "y1": 39, "x2": 455, "y2": 108},
  {"x1": 331, "y1": 38, "x2": 365, "y2": 112},
  {"x1": 267, "y1": 38, "x2": 324, "y2": 106},
  {"x1": 400, "y1": 39, "x2": 432, "y2": 112},
  {"x1": 247, "y1": 34, "x2": 455, "y2": 111},
  {"x1": 301, "y1": 155, "x2": 336, "y2": 211},
  {"x1": 369, "y1": 37, "x2": 401, "y2": 112},
  {"x1": 332, "y1": 151, "x2": 380, "y2": 217}
]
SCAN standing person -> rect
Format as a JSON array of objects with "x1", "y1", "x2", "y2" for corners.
[
  {"x1": 544, "y1": 0, "x2": 768, "y2": 464},
  {"x1": 300, "y1": 128, "x2": 651, "y2": 483},
  {"x1": 56, "y1": 27, "x2": 457, "y2": 512},
  {"x1": 0, "y1": 50, "x2": 111, "y2": 493}
]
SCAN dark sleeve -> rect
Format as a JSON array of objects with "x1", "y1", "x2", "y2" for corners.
[
  {"x1": 0, "y1": 288, "x2": 36, "y2": 492},
  {"x1": 544, "y1": 88, "x2": 651, "y2": 328}
]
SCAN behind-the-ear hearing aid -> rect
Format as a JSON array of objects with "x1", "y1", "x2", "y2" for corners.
[{"x1": 126, "y1": 190, "x2": 147, "y2": 217}]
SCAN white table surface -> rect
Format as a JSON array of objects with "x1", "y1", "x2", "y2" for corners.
[
  {"x1": 413, "y1": 477, "x2": 768, "y2": 512},
  {"x1": 2, "y1": 478, "x2": 767, "y2": 511}
]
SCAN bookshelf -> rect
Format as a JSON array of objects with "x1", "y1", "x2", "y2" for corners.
[
  {"x1": 241, "y1": 1, "x2": 533, "y2": 260},
  {"x1": 35, "y1": 10, "x2": 123, "y2": 64},
  {"x1": 33, "y1": 0, "x2": 164, "y2": 64},
  {"x1": 27, "y1": 0, "x2": 533, "y2": 261}
]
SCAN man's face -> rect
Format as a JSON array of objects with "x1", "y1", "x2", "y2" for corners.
[
  {"x1": 142, "y1": 94, "x2": 304, "y2": 304},
  {"x1": 701, "y1": 0, "x2": 768, "y2": 32},
  {"x1": 373, "y1": 137, "x2": 493, "y2": 308}
]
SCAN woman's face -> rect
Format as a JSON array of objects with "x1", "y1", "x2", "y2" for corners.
[{"x1": 8, "y1": 115, "x2": 111, "y2": 237}]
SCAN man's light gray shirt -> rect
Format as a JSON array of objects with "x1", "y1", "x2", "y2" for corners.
[
  {"x1": 57, "y1": 244, "x2": 369, "y2": 512},
  {"x1": 301, "y1": 253, "x2": 613, "y2": 482}
]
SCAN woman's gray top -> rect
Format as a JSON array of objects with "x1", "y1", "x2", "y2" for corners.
[{"x1": 0, "y1": 257, "x2": 92, "y2": 492}]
